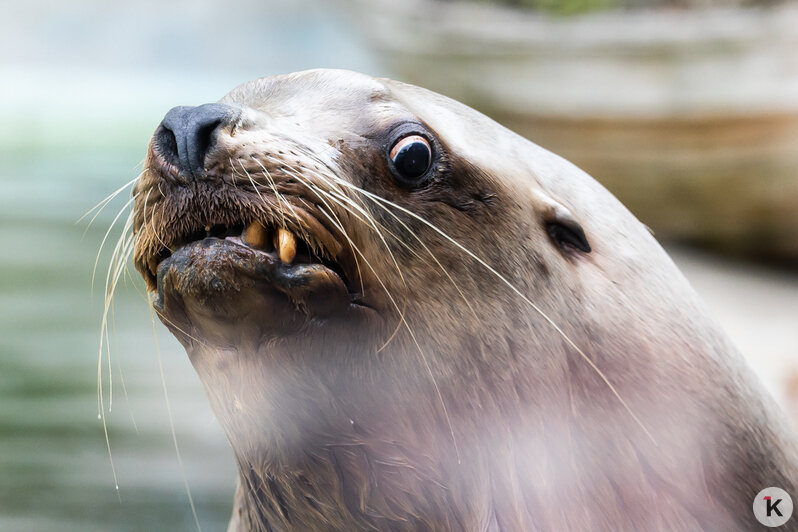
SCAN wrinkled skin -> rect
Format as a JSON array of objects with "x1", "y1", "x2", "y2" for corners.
[{"x1": 131, "y1": 70, "x2": 798, "y2": 531}]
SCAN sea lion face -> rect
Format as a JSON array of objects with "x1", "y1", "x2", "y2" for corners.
[
  {"x1": 133, "y1": 69, "x2": 592, "y2": 354},
  {"x1": 132, "y1": 69, "x2": 607, "y2": 470}
]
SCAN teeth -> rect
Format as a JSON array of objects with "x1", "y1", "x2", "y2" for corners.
[
  {"x1": 277, "y1": 227, "x2": 297, "y2": 264},
  {"x1": 243, "y1": 221, "x2": 299, "y2": 264},
  {"x1": 242, "y1": 221, "x2": 269, "y2": 249}
]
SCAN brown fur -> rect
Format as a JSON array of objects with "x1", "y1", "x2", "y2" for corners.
[{"x1": 131, "y1": 69, "x2": 798, "y2": 531}]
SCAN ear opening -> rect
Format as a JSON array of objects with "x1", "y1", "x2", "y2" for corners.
[
  {"x1": 546, "y1": 217, "x2": 591, "y2": 253},
  {"x1": 531, "y1": 188, "x2": 591, "y2": 255}
]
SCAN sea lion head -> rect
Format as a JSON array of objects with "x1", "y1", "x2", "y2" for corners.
[
  {"x1": 130, "y1": 69, "x2": 796, "y2": 530},
  {"x1": 133, "y1": 68, "x2": 599, "y2": 340},
  {"x1": 133, "y1": 68, "x2": 607, "y2": 378}
]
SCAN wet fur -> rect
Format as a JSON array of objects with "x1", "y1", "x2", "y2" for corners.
[{"x1": 127, "y1": 70, "x2": 798, "y2": 531}]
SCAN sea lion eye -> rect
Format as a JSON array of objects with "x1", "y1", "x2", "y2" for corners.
[{"x1": 389, "y1": 135, "x2": 432, "y2": 186}]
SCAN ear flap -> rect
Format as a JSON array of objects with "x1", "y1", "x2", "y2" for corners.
[{"x1": 531, "y1": 189, "x2": 591, "y2": 254}]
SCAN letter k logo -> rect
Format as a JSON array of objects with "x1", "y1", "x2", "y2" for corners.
[
  {"x1": 765, "y1": 496, "x2": 783, "y2": 517},
  {"x1": 754, "y1": 487, "x2": 793, "y2": 527}
]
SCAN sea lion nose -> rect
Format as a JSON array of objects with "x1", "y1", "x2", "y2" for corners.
[{"x1": 156, "y1": 103, "x2": 239, "y2": 179}]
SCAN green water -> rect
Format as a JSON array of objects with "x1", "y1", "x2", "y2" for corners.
[
  {"x1": 0, "y1": 133, "x2": 237, "y2": 531},
  {"x1": 0, "y1": 0, "x2": 385, "y2": 527}
]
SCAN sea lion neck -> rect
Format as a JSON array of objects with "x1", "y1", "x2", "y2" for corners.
[{"x1": 189, "y1": 333, "x2": 576, "y2": 532}]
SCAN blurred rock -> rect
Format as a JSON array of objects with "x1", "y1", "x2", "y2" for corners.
[{"x1": 346, "y1": 0, "x2": 798, "y2": 262}]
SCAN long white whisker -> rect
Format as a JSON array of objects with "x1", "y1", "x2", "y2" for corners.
[
  {"x1": 250, "y1": 159, "x2": 314, "y2": 246},
  {"x1": 153, "y1": 309, "x2": 211, "y2": 348},
  {"x1": 148, "y1": 305, "x2": 204, "y2": 532},
  {"x1": 262, "y1": 161, "x2": 371, "y2": 296},
  {"x1": 327, "y1": 177, "x2": 656, "y2": 444},
  {"x1": 296, "y1": 161, "x2": 476, "y2": 327},
  {"x1": 269, "y1": 161, "x2": 460, "y2": 461},
  {"x1": 237, "y1": 160, "x2": 288, "y2": 230},
  {"x1": 93, "y1": 206, "x2": 137, "y2": 498},
  {"x1": 101, "y1": 217, "x2": 136, "y2": 411},
  {"x1": 316, "y1": 202, "x2": 461, "y2": 462},
  {"x1": 146, "y1": 189, "x2": 171, "y2": 253},
  {"x1": 78, "y1": 173, "x2": 141, "y2": 228},
  {"x1": 91, "y1": 195, "x2": 137, "y2": 296}
]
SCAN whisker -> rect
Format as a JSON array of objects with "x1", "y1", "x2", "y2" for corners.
[
  {"x1": 148, "y1": 305, "x2": 204, "y2": 532},
  {"x1": 326, "y1": 177, "x2": 656, "y2": 445},
  {"x1": 272, "y1": 162, "x2": 411, "y2": 347},
  {"x1": 91, "y1": 195, "x2": 137, "y2": 296},
  {"x1": 110, "y1": 300, "x2": 138, "y2": 433},
  {"x1": 268, "y1": 161, "x2": 459, "y2": 461},
  {"x1": 262, "y1": 161, "x2": 369, "y2": 295},
  {"x1": 78, "y1": 173, "x2": 141, "y2": 228},
  {"x1": 146, "y1": 189, "x2": 171, "y2": 253},
  {"x1": 153, "y1": 309, "x2": 211, "y2": 349},
  {"x1": 329, "y1": 183, "x2": 477, "y2": 320},
  {"x1": 101, "y1": 216, "x2": 136, "y2": 410},
  {"x1": 302, "y1": 162, "x2": 478, "y2": 318},
  {"x1": 290, "y1": 160, "x2": 474, "y2": 344},
  {"x1": 237, "y1": 160, "x2": 288, "y2": 231},
  {"x1": 250, "y1": 159, "x2": 314, "y2": 246},
  {"x1": 313, "y1": 207, "x2": 460, "y2": 462},
  {"x1": 93, "y1": 207, "x2": 137, "y2": 498}
]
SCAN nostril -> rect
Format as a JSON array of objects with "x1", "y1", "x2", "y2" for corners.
[
  {"x1": 158, "y1": 103, "x2": 240, "y2": 180},
  {"x1": 155, "y1": 124, "x2": 180, "y2": 168},
  {"x1": 187, "y1": 117, "x2": 225, "y2": 178}
]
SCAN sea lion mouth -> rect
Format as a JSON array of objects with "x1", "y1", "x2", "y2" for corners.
[
  {"x1": 143, "y1": 210, "x2": 363, "y2": 318},
  {"x1": 146, "y1": 217, "x2": 350, "y2": 289}
]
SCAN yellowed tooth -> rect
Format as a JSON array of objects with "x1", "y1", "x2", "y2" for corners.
[
  {"x1": 278, "y1": 227, "x2": 297, "y2": 264},
  {"x1": 242, "y1": 221, "x2": 268, "y2": 249}
]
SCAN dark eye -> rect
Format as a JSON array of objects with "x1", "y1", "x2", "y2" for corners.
[{"x1": 389, "y1": 135, "x2": 432, "y2": 186}]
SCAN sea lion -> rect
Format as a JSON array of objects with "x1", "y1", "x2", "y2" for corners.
[{"x1": 130, "y1": 69, "x2": 798, "y2": 531}]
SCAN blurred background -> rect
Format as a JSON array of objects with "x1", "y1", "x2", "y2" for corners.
[{"x1": 0, "y1": 0, "x2": 796, "y2": 530}]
